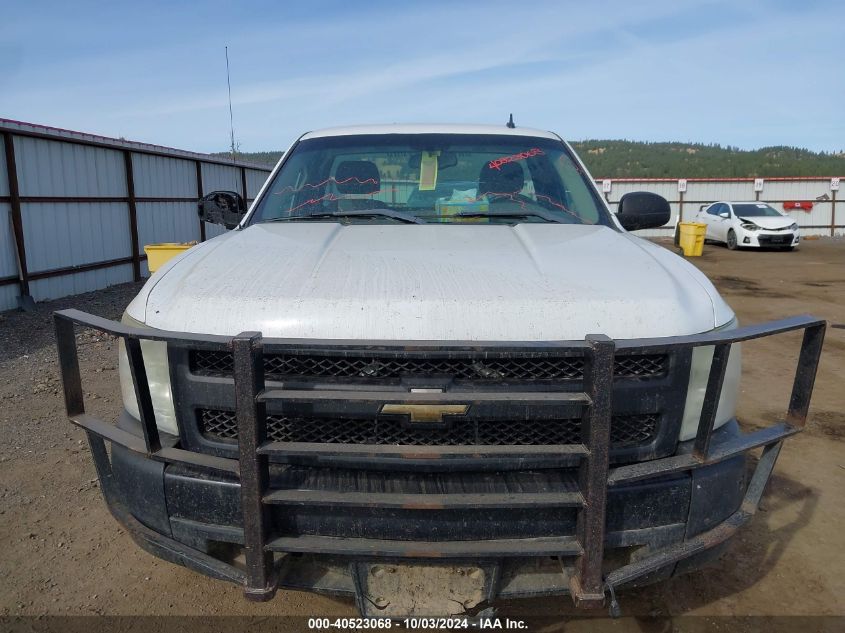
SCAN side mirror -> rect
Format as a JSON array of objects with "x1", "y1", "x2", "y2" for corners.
[
  {"x1": 719, "y1": 211, "x2": 731, "y2": 219},
  {"x1": 616, "y1": 192, "x2": 671, "y2": 231},
  {"x1": 198, "y1": 191, "x2": 246, "y2": 230}
]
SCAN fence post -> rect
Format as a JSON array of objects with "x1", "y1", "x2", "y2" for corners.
[
  {"x1": 678, "y1": 188, "x2": 685, "y2": 223},
  {"x1": 831, "y1": 188, "x2": 837, "y2": 238},
  {"x1": 122, "y1": 150, "x2": 141, "y2": 281},
  {"x1": 2, "y1": 131, "x2": 32, "y2": 302}
]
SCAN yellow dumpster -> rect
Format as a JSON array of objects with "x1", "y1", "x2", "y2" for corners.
[
  {"x1": 144, "y1": 242, "x2": 197, "y2": 273},
  {"x1": 678, "y1": 222, "x2": 706, "y2": 257}
]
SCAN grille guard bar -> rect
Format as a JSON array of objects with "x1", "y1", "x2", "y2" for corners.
[{"x1": 54, "y1": 309, "x2": 825, "y2": 611}]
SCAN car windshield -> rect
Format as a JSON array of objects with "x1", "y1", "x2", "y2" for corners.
[
  {"x1": 249, "y1": 134, "x2": 611, "y2": 226},
  {"x1": 733, "y1": 203, "x2": 783, "y2": 217}
]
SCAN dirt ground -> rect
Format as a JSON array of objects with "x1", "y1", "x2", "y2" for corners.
[{"x1": 0, "y1": 237, "x2": 843, "y2": 628}]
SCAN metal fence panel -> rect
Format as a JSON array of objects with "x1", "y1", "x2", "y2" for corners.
[
  {"x1": 771, "y1": 200, "x2": 830, "y2": 229},
  {"x1": 136, "y1": 201, "x2": 200, "y2": 253},
  {"x1": 132, "y1": 153, "x2": 197, "y2": 198},
  {"x1": 0, "y1": 159, "x2": 18, "y2": 308},
  {"x1": 684, "y1": 181, "x2": 753, "y2": 204},
  {"x1": 763, "y1": 179, "x2": 829, "y2": 200},
  {"x1": 0, "y1": 202, "x2": 17, "y2": 279},
  {"x1": 202, "y1": 163, "x2": 244, "y2": 196},
  {"x1": 0, "y1": 140, "x2": 9, "y2": 197},
  {"x1": 760, "y1": 180, "x2": 833, "y2": 229},
  {"x1": 21, "y1": 202, "x2": 131, "y2": 273},
  {"x1": 603, "y1": 181, "x2": 677, "y2": 204},
  {"x1": 30, "y1": 264, "x2": 133, "y2": 302},
  {"x1": 245, "y1": 169, "x2": 270, "y2": 201},
  {"x1": 0, "y1": 120, "x2": 272, "y2": 312},
  {"x1": 13, "y1": 136, "x2": 126, "y2": 197}
]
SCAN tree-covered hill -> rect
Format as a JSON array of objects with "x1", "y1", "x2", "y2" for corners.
[
  {"x1": 214, "y1": 140, "x2": 845, "y2": 178},
  {"x1": 570, "y1": 141, "x2": 845, "y2": 178}
]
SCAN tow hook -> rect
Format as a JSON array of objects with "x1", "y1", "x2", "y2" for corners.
[{"x1": 605, "y1": 582, "x2": 621, "y2": 618}]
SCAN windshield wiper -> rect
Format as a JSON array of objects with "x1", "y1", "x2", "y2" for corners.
[
  {"x1": 262, "y1": 208, "x2": 423, "y2": 225},
  {"x1": 456, "y1": 209, "x2": 573, "y2": 224}
]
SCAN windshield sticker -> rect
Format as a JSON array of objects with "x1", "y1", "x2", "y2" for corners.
[
  {"x1": 488, "y1": 148, "x2": 544, "y2": 171},
  {"x1": 419, "y1": 151, "x2": 439, "y2": 191},
  {"x1": 757, "y1": 204, "x2": 767, "y2": 208}
]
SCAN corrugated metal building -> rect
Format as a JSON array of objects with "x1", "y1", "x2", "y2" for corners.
[
  {"x1": 0, "y1": 119, "x2": 273, "y2": 311},
  {"x1": 1, "y1": 119, "x2": 842, "y2": 311}
]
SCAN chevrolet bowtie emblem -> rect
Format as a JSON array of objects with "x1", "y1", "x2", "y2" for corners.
[{"x1": 380, "y1": 403, "x2": 470, "y2": 423}]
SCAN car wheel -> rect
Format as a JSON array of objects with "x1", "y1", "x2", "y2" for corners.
[{"x1": 726, "y1": 229, "x2": 738, "y2": 250}]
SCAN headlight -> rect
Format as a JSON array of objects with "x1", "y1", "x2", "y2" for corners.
[
  {"x1": 740, "y1": 221, "x2": 759, "y2": 231},
  {"x1": 678, "y1": 317, "x2": 741, "y2": 441},
  {"x1": 790, "y1": 223, "x2": 798, "y2": 231},
  {"x1": 118, "y1": 313, "x2": 178, "y2": 435}
]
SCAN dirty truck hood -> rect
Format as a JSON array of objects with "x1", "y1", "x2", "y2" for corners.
[{"x1": 131, "y1": 223, "x2": 731, "y2": 340}]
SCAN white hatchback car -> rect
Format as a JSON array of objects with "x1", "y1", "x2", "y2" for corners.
[{"x1": 695, "y1": 201, "x2": 799, "y2": 250}]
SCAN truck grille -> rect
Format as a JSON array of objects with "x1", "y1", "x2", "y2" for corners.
[
  {"x1": 190, "y1": 350, "x2": 667, "y2": 381},
  {"x1": 197, "y1": 409, "x2": 659, "y2": 448}
]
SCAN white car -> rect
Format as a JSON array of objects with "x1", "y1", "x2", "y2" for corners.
[{"x1": 695, "y1": 201, "x2": 799, "y2": 250}]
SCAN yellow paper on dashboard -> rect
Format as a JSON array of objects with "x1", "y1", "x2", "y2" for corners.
[{"x1": 418, "y1": 151, "x2": 438, "y2": 191}]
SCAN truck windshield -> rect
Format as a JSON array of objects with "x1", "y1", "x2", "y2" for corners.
[{"x1": 249, "y1": 134, "x2": 611, "y2": 226}]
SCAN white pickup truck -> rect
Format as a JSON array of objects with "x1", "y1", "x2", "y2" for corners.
[{"x1": 55, "y1": 123, "x2": 825, "y2": 619}]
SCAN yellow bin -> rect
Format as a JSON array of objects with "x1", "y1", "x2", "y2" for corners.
[
  {"x1": 144, "y1": 242, "x2": 196, "y2": 273},
  {"x1": 678, "y1": 222, "x2": 706, "y2": 257}
]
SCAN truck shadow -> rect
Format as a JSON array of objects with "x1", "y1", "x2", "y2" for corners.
[
  {"x1": 639, "y1": 468, "x2": 818, "y2": 613},
  {"x1": 495, "y1": 467, "x2": 818, "y2": 625}
]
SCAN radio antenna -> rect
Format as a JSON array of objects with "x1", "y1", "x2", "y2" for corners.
[{"x1": 225, "y1": 46, "x2": 237, "y2": 167}]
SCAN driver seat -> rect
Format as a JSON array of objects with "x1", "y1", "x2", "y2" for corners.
[
  {"x1": 478, "y1": 161, "x2": 526, "y2": 203},
  {"x1": 335, "y1": 160, "x2": 382, "y2": 211}
]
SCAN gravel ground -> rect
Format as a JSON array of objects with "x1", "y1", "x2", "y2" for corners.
[{"x1": 0, "y1": 239, "x2": 843, "y2": 630}]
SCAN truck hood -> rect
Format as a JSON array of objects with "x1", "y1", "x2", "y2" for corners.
[
  {"x1": 131, "y1": 223, "x2": 732, "y2": 341},
  {"x1": 737, "y1": 215, "x2": 795, "y2": 230}
]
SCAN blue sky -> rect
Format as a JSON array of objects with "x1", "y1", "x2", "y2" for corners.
[{"x1": 1, "y1": 0, "x2": 842, "y2": 154}]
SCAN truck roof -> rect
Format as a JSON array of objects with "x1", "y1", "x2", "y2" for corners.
[{"x1": 301, "y1": 123, "x2": 561, "y2": 141}]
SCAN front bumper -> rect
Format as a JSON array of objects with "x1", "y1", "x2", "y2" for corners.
[
  {"x1": 738, "y1": 227, "x2": 799, "y2": 248},
  {"x1": 106, "y1": 413, "x2": 748, "y2": 598},
  {"x1": 54, "y1": 311, "x2": 825, "y2": 615}
]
